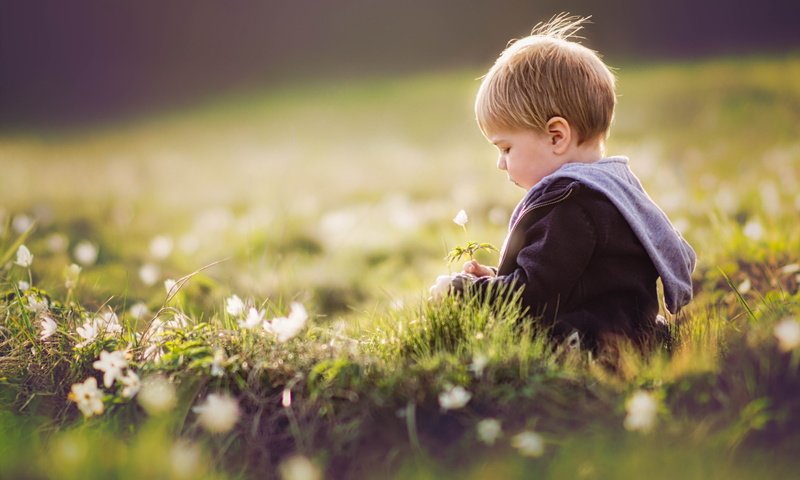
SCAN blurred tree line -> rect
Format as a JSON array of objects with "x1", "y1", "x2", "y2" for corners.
[{"x1": 1, "y1": 0, "x2": 798, "y2": 128}]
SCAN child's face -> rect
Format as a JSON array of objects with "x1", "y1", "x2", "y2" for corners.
[{"x1": 485, "y1": 127, "x2": 563, "y2": 191}]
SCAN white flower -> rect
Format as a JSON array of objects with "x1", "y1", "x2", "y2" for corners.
[
  {"x1": 624, "y1": 390, "x2": 659, "y2": 433},
  {"x1": 193, "y1": 393, "x2": 240, "y2": 433},
  {"x1": 25, "y1": 294, "x2": 49, "y2": 314},
  {"x1": 470, "y1": 353, "x2": 489, "y2": 377},
  {"x1": 743, "y1": 220, "x2": 764, "y2": 241},
  {"x1": 15, "y1": 245, "x2": 33, "y2": 267},
  {"x1": 64, "y1": 263, "x2": 81, "y2": 289},
  {"x1": 139, "y1": 263, "x2": 160, "y2": 286},
  {"x1": 119, "y1": 370, "x2": 141, "y2": 398},
  {"x1": 452, "y1": 209, "x2": 468, "y2": 227},
  {"x1": 780, "y1": 263, "x2": 800, "y2": 275},
  {"x1": 18, "y1": 281, "x2": 29, "y2": 291},
  {"x1": 144, "y1": 314, "x2": 187, "y2": 342},
  {"x1": 737, "y1": 278, "x2": 752, "y2": 295},
  {"x1": 95, "y1": 309, "x2": 122, "y2": 336},
  {"x1": 774, "y1": 318, "x2": 800, "y2": 352},
  {"x1": 73, "y1": 240, "x2": 99, "y2": 266},
  {"x1": 128, "y1": 302, "x2": 150, "y2": 321},
  {"x1": 142, "y1": 343, "x2": 164, "y2": 362},
  {"x1": 92, "y1": 350, "x2": 129, "y2": 388},
  {"x1": 149, "y1": 235, "x2": 173, "y2": 260},
  {"x1": 511, "y1": 431, "x2": 545, "y2": 457},
  {"x1": 429, "y1": 274, "x2": 454, "y2": 300},
  {"x1": 39, "y1": 315, "x2": 58, "y2": 341},
  {"x1": 68, "y1": 377, "x2": 104, "y2": 418},
  {"x1": 279, "y1": 455, "x2": 322, "y2": 480},
  {"x1": 438, "y1": 384, "x2": 471, "y2": 411},
  {"x1": 170, "y1": 312, "x2": 190, "y2": 329},
  {"x1": 263, "y1": 302, "x2": 308, "y2": 342},
  {"x1": 75, "y1": 319, "x2": 99, "y2": 348},
  {"x1": 282, "y1": 388, "x2": 292, "y2": 408},
  {"x1": 138, "y1": 375, "x2": 177, "y2": 415},
  {"x1": 164, "y1": 279, "x2": 178, "y2": 296},
  {"x1": 476, "y1": 418, "x2": 502, "y2": 445},
  {"x1": 239, "y1": 307, "x2": 265, "y2": 330},
  {"x1": 225, "y1": 294, "x2": 246, "y2": 317}
]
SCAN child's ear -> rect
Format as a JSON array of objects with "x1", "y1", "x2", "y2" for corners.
[{"x1": 546, "y1": 116, "x2": 571, "y2": 154}]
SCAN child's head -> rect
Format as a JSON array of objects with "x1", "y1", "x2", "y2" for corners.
[{"x1": 475, "y1": 15, "x2": 616, "y2": 145}]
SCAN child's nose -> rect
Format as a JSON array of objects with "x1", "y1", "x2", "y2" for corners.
[{"x1": 497, "y1": 155, "x2": 507, "y2": 171}]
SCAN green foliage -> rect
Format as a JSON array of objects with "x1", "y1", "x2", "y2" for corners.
[{"x1": 445, "y1": 241, "x2": 498, "y2": 264}]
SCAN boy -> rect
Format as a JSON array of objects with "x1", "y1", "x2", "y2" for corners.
[{"x1": 451, "y1": 15, "x2": 696, "y2": 352}]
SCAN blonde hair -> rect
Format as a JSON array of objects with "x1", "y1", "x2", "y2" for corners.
[{"x1": 475, "y1": 14, "x2": 616, "y2": 144}]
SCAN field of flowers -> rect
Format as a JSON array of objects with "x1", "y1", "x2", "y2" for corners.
[{"x1": 2, "y1": 53, "x2": 800, "y2": 479}]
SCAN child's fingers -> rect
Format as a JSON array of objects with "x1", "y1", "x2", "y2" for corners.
[{"x1": 463, "y1": 260, "x2": 479, "y2": 274}]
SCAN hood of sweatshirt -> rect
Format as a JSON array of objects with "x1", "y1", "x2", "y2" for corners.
[{"x1": 510, "y1": 156, "x2": 696, "y2": 314}]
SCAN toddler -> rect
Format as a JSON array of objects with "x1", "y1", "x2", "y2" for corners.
[{"x1": 451, "y1": 15, "x2": 696, "y2": 352}]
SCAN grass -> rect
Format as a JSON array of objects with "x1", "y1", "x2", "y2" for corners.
[{"x1": 2, "y1": 53, "x2": 800, "y2": 478}]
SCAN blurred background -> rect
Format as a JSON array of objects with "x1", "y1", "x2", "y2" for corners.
[{"x1": 2, "y1": 0, "x2": 799, "y2": 129}]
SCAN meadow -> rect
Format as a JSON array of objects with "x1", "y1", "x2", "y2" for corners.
[{"x1": 1, "y1": 53, "x2": 800, "y2": 479}]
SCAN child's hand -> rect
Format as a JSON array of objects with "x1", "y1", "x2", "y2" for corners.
[{"x1": 463, "y1": 260, "x2": 496, "y2": 278}]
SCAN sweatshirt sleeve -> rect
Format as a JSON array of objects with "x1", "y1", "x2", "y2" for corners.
[{"x1": 461, "y1": 196, "x2": 598, "y2": 310}]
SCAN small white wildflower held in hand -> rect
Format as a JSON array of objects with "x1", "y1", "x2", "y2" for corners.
[
  {"x1": 438, "y1": 384, "x2": 471, "y2": 411},
  {"x1": 193, "y1": 393, "x2": 240, "y2": 433},
  {"x1": 624, "y1": 390, "x2": 659, "y2": 433},
  {"x1": 453, "y1": 209, "x2": 469, "y2": 228},
  {"x1": 774, "y1": 317, "x2": 800, "y2": 352},
  {"x1": 429, "y1": 274, "x2": 454, "y2": 300},
  {"x1": 225, "y1": 294, "x2": 246, "y2": 317},
  {"x1": 279, "y1": 455, "x2": 322, "y2": 480},
  {"x1": 138, "y1": 375, "x2": 177, "y2": 415},
  {"x1": 263, "y1": 302, "x2": 308, "y2": 342},
  {"x1": 239, "y1": 307, "x2": 265, "y2": 330},
  {"x1": 511, "y1": 431, "x2": 545, "y2": 457},
  {"x1": 64, "y1": 263, "x2": 81, "y2": 289},
  {"x1": 119, "y1": 370, "x2": 141, "y2": 398},
  {"x1": 476, "y1": 418, "x2": 503, "y2": 445},
  {"x1": 39, "y1": 315, "x2": 58, "y2": 341},
  {"x1": 73, "y1": 240, "x2": 99, "y2": 266},
  {"x1": 68, "y1": 377, "x2": 104, "y2": 418},
  {"x1": 93, "y1": 350, "x2": 129, "y2": 388},
  {"x1": 15, "y1": 245, "x2": 33, "y2": 267}
]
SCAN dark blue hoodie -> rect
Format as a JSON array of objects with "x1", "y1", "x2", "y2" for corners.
[{"x1": 457, "y1": 156, "x2": 696, "y2": 347}]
